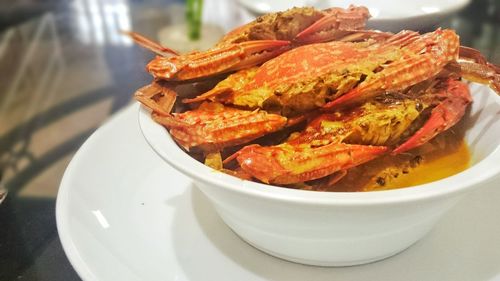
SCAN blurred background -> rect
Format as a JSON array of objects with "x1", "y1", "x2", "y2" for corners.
[{"x1": 0, "y1": 0, "x2": 498, "y2": 279}]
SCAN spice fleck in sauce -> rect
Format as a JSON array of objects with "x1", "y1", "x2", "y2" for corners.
[{"x1": 363, "y1": 139, "x2": 470, "y2": 191}]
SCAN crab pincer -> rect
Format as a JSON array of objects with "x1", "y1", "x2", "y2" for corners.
[
  {"x1": 392, "y1": 79, "x2": 472, "y2": 154},
  {"x1": 458, "y1": 46, "x2": 500, "y2": 94}
]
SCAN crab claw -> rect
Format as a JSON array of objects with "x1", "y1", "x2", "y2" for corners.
[
  {"x1": 458, "y1": 46, "x2": 500, "y2": 94},
  {"x1": 392, "y1": 79, "x2": 472, "y2": 155},
  {"x1": 147, "y1": 40, "x2": 290, "y2": 81},
  {"x1": 295, "y1": 5, "x2": 371, "y2": 43},
  {"x1": 236, "y1": 142, "x2": 387, "y2": 185}
]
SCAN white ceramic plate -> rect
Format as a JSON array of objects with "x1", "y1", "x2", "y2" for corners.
[
  {"x1": 237, "y1": 0, "x2": 471, "y2": 31},
  {"x1": 57, "y1": 103, "x2": 500, "y2": 281}
]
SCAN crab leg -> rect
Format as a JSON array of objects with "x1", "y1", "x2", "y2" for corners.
[
  {"x1": 337, "y1": 30, "x2": 393, "y2": 43},
  {"x1": 123, "y1": 31, "x2": 179, "y2": 57},
  {"x1": 295, "y1": 5, "x2": 370, "y2": 43},
  {"x1": 236, "y1": 142, "x2": 387, "y2": 184},
  {"x1": 392, "y1": 79, "x2": 472, "y2": 154},
  {"x1": 147, "y1": 40, "x2": 290, "y2": 81},
  {"x1": 182, "y1": 86, "x2": 232, "y2": 104},
  {"x1": 182, "y1": 67, "x2": 257, "y2": 104}
]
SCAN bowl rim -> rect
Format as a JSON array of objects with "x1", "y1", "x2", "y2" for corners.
[
  {"x1": 237, "y1": 0, "x2": 471, "y2": 21},
  {"x1": 138, "y1": 85, "x2": 500, "y2": 206},
  {"x1": 365, "y1": 0, "x2": 471, "y2": 21}
]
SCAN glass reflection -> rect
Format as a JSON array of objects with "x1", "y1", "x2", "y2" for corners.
[{"x1": 72, "y1": 0, "x2": 132, "y2": 46}]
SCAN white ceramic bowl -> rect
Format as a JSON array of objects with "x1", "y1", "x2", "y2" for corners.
[
  {"x1": 315, "y1": 0, "x2": 471, "y2": 32},
  {"x1": 139, "y1": 83, "x2": 500, "y2": 266}
]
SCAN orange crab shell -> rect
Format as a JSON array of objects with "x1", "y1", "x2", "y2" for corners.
[
  {"x1": 326, "y1": 29, "x2": 461, "y2": 108},
  {"x1": 152, "y1": 103, "x2": 287, "y2": 152},
  {"x1": 249, "y1": 40, "x2": 376, "y2": 89},
  {"x1": 236, "y1": 143, "x2": 387, "y2": 184},
  {"x1": 145, "y1": 6, "x2": 372, "y2": 81}
]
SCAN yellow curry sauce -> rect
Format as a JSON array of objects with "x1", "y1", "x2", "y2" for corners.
[
  {"x1": 312, "y1": 129, "x2": 471, "y2": 192},
  {"x1": 369, "y1": 140, "x2": 470, "y2": 191}
]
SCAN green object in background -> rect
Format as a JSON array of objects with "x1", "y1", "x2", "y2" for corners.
[{"x1": 186, "y1": 0, "x2": 203, "y2": 40}]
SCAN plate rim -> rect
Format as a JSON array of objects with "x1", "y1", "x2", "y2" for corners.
[{"x1": 56, "y1": 104, "x2": 138, "y2": 281}]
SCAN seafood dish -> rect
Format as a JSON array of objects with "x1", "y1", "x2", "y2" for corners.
[{"x1": 129, "y1": 5, "x2": 499, "y2": 191}]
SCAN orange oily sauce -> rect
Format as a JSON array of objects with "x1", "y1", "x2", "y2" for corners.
[{"x1": 321, "y1": 130, "x2": 471, "y2": 192}]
